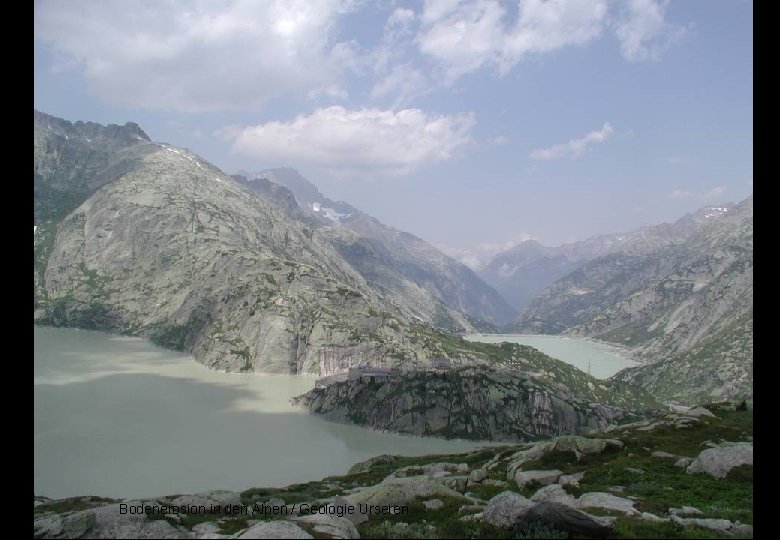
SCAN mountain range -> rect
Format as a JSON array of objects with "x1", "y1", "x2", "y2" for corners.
[
  {"x1": 513, "y1": 198, "x2": 752, "y2": 404},
  {"x1": 33, "y1": 109, "x2": 752, "y2": 406}
]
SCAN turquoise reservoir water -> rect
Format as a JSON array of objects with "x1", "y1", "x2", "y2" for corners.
[
  {"x1": 34, "y1": 326, "x2": 485, "y2": 500},
  {"x1": 464, "y1": 333, "x2": 636, "y2": 379}
]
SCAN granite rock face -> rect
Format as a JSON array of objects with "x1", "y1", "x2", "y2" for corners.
[
  {"x1": 294, "y1": 366, "x2": 648, "y2": 441},
  {"x1": 33, "y1": 112, "x2": 514, "y2": 375}
]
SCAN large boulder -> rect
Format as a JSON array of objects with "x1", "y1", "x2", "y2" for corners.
[
  {"x1": 687, "y1": 442, "x2": 753, "y2": 479},
  {"x1": 482, "y1": 491, "x2": 535, "y2": 528},
  {"x1": 516, "y1": 502, "x2": 615, "y2": 537}
]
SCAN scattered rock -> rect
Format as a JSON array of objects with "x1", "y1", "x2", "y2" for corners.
[
  {"x1": 577, "y1": 492, "x2": 639, "y2": 516},
  {"x1": 34, "y1": 504, "x2": 186, "y2": 539},
  {"x1": 559, "y1": 472, "x2": 585, "y2": 487},
  {"x1": 641, "y1": 512, "x2": 667, "y2": 523},
  {"x1": 458, "y1": 504, "x2": 485, "y2": 514},
  {"x1": 482, "y1": 491, "x2": 535, "y2": 528},
  {"x1": 687, "y1": 442, "x2": 753, "y2": 479},
  {"x1": 674, "y1": 457, "x2": 693, "y2": 468},
  {"x1": 469, "y1": 469, "x2": 488, "y2": 483},
  {"x1": 439, "y1": 475, "x2": 469, "y2": 492},
  {"x1": 669, "y1": 506, "x2": 703, "y2": 517},
  {"x1": 607, "y1": 486, "x2": 626, "y2": 494},
  {"x1": 516, "y1": 502, "x2": 615, "y2": 537},
  {"x1": 514, "y1": 469, "x2": 563, "y2": 489},
  {"x1": 625, "y1": 467, "x2": 644, "y2": 474},
  {"x1": 482, "y1": 479, "x2": 508, "y2": 487},
  {"x1": 236, "y1": 520, "x2": 313, "y2": 539},
  {"x1": 423, "y1": 499, "x2": 444, "y2": 510},
  {"x1": 506, "y1": 437, "x2": 623, "y2": 480}
]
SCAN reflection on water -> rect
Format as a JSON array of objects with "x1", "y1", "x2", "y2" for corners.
[
  {"x1": 464, "y1": 333, "x2": 636, "y2": 379},
  {"x1": 34, "y1": 326, "x2": 485, "y2": 499}
]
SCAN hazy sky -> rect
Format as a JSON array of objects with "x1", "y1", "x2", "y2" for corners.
[{"x1": 34, "y1": 0, "x2": 752, "y2": 268}]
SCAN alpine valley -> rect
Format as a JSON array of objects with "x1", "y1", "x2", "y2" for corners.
[{"x1": 34, "y1": 110, "x2": 753, "y2": 539}]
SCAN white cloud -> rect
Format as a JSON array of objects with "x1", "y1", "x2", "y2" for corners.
[
  {"x1": 438, "y1": 233, "x2": 536, "y2": 270},
  {"x1": 370, "y1": 64, "x2": 430, "y2": 105},
  {"x1": 416, "y1": 0, "x2": 608, "y2": 82},
  {"x1": 613, "y1": 0, "x2": 688, "y2": 61},
  {"x1": 35, "y1": 1, "x2": 690, "y2": 112},
  {"x1": 415, "y1": 0, "x2": 684, "y2": 84},
  {"x1": 34, "y1": 0, "x2": 359, "y2": 112},
  {"x1": 529, "y1": 122, "x2": 614, "y2": 161},
  {"x1": 670, "y1": 186, "x2": 727, "y2": 200},
  {"x1": 224, "y1": 106, "x2": 476, "y2": 176}
]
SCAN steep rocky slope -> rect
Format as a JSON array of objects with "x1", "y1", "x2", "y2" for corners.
[
  {"x1": 235, "y1": 169, "x2": 517, "y2": 330},
  {"x1": 516, "y1": 199, "x2": 753, "y2": 404},
  {"x1": 37, "y1": 118, "x2": 511, "y2": 374}
]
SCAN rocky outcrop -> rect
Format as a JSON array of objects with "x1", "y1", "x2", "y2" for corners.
[{"x1": 293, "y1": 366, "x2": 650, "y2": 441}]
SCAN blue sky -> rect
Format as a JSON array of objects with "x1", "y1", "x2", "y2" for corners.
[{"x1": 34, "y1": 0, "x2": 752, "y2": 268}]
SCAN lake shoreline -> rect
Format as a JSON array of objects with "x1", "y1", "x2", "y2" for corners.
[
  {"x1": 463, "y1": 332, "x2": 639, "y2": 379},
  {"x1": 34, "y1": 326, "x2": 484, "y2": 499}
]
